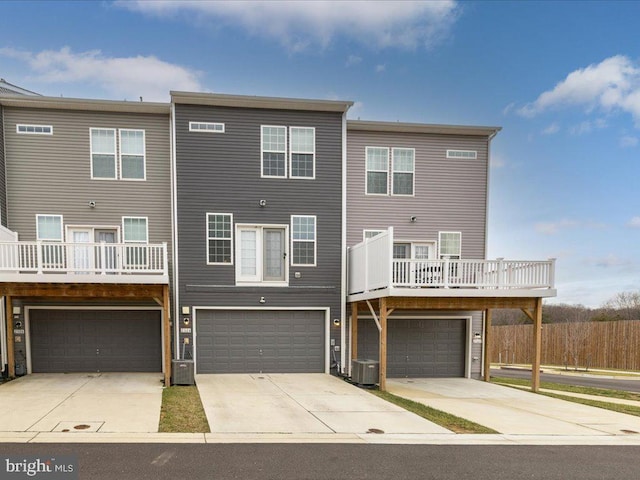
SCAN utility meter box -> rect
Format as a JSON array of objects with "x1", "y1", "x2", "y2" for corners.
[
  {"x1": 171, "y1": 359, "x2": 194, "y2": 385},
  {"x1": 351, "y1": 359, "x2": 379, "y2": 385}
]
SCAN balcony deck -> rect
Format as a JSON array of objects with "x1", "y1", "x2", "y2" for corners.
[
  {"x1": 0, "y1": 241, "x2": 169, "y2": 284},
  {"x1": 347, "y1": 228, "x2": 556, "y2": 302}
]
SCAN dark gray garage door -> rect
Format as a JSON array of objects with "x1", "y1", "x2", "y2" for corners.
[
  {"x1": 357, "y1": 318, "x2": 466, "y2": 377},
  {"x1": 196, "y1": 310, "x2": 325, "y2": 373},
  {"x1": 30, "y1": 309, "x2": 162, "y2": 373}
]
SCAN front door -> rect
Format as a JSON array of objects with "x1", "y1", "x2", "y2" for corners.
[{"x1": 263, "y1": 228, "x2": 285, "y2": 281}]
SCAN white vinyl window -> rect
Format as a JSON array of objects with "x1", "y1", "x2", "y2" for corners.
[
  {"x1": 120, "y1": 129, "x2": 146, "y2": 180},
  {"x1": 392, "y1": 148, "x2": 415, "y2": 196},
  {"x1": 366, "y1": 147, "x2": 389, "y2": 195},
  {"x1": 291, "y1": 215, "x2": 316, "y2": 266},
  {"x1": 90, "y1": 128, "x2": 117, "y2": 179},
  {"x1": 36, "y1": 215, "x2": 63, "y2": 241},
  {"x1": 17, "y1": 124, "x2": 53, "y2": 135},
  {"x1": 189, "y1": 122, "x2": 225, "y2": 133},
  {"x1": 207, "y1": 213, "x2": 233, "y2": 264},
  {"x1": 290, "y1": 127, "x2": 315, "y2": 179},
  {"x1": 261, "y1": 125, "x2": 287, "y2": 177},
  {"x1": 363, "y1": 230, "x2": 385, "y2": 241},
  {"x1": 236, "y1": 225, "x2": 288, "y2": 284},
  {"x1": 438, "y1": 231, "x2": 461, "y2": 259},
  {"x1": 447, "y1": 149, "x2": 477, "y2": 159},
  {"x1": 123, "y1": 217, "x2": 148, "y2": 243}
]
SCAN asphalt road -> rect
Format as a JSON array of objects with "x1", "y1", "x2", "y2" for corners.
[
  {"x1": 1, "y1": 443, "x2": 639, "y2": 480},
  {"x1": 491, "y1": 367, "x2": 640, "y2": 393}
]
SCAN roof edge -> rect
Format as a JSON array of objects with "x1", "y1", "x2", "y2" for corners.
[
  {"x1": 347, "y1": 119, "x2": 501, "y2": 137},
  {"x1": 0, "y1": 94, "x2": 170, "y2": 114},
  {"x1": 171, "y1": 91, "x2": 353, "y2": 113}
]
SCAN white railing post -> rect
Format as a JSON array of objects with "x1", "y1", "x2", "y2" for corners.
[
  {"x1": 36, "y1": 241, "x2": 43, "y2": 274},
  {"x1": 496, "y1": 257, "x2": 504, "y2": 288},
  {"x1": 549, "y1": 258, "x2": 556, "y2": 288},
  {"x1": 387, "y1": 226, "x2": 394, "y2": 289},
  {"x1": 443, "y1": 256, "x2": 450, "y2": 288},
  {"x1": 162, "y1": 242, "x2": 169, "y2": 276},
  {"x1": 100, "y1": 242, "x2": 107, "y2": 275},
  {"x1": 364, "y1": 238, "x2": 369, "y2": 293}
]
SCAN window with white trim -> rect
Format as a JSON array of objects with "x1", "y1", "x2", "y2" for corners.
[
  {"x1": 291, "y1": 215, "x2": 316, "y2": 266},
  {"x1": 236, "y1": 225, "x2": 288, "y2": 284},
  {"x1": 261, "y1": 125, "x2": 287, "y2": 177},
  {"x1": 290, "y1": 127, "x2": 315, "y2": 178},
  {"x1": 438, "y1": 231, "x2": 461, "y2": 259},
  {"x1": 189, "y1": 122, "x2": 225, "y2": 133},
  {"x1": 363, "y1": 230, "x2": 385, "y2": 241},
  {"x1": 366, "y1": 147, "x2": 389, "y2": 194},
  {"x1": 123, "y1": 217, "x2": 148, "y2": 267},
  {"x1": 91, "y1": 128, "x2": 117, "y2": 179},
  {"x1": 447, "y1": 149, "x2": 477, "y2": 159},
  {"x1": 392, "y1": 148, "x2": 415, "y2": 195},
  {"x1": 36, "y1": 215, "x2": 63, "y2": 241},
  {"x1": 120, "y1": 129, "x2": 145, "y2": 180},
  {"x1": 207, "y1": 213, "x2": 233, "y2": 264},
  {"x1": 17, "y1": 124, "x2": 52, "y2": 135}
]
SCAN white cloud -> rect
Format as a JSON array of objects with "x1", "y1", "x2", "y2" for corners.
[
  {"x1": 0, "y1": 46, "x2": 202, "y2": 101},
  {"x1": 569, "y1": 118, "x2": 607, "y2": 135},
  {"x1": 375, "y1": 64, "x2": 386, "y2": 73},
  {"x1": 620, "y1": 135, "x2": 639, "y2": 147},
  {"x1": 535, "y1": 219, "x2": 606, "y2": 235},
  {"x1": 541, "y1": 122, "x2": 560, "y2": 135},
  {"x1": 345, "y1": 55, "x2": 362, "y2": 67},
  {"x1": 119, "y1": 0, "x2": 459, "y2": 51},
  {"x1": 628, "y1": 216, "x2": 640, "y2": 228},
  {"x1": 517, "y1": 55, "x2": 640, "y2": 126}
]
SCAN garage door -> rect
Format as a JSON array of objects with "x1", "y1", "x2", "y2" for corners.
[
  {"x1": 357, "y1": 319, "x2": 466, "y2": 377},
  {"x1": 196, "y1": 310, "x2": 325, "y2": 373},
  {"x1": 30, "y1": 310, "x2": 162, "y2": 373}
]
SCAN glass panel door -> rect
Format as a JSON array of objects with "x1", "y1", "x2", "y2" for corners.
[
  {"x1": 239, "y1": 229, "x2": 259, "y2": 281},
  {"x1": 69, "y1": 229, "x2": 92, "y2": 273},
  {"x1": 263, "y1": 228, "x2": 285, "y2": 281},
  {"x1": 95, "y1": 229, "x2": 117, "y2": 272}
]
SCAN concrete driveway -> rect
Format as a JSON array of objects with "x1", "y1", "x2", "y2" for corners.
[
  {"x1": 0, "y1": 373, "x2": 163, "y2": 433},
  {"x1": 196, "y1": 373, "x2": 450, "y2": 435},
  {"x1": 387, "y1": 378, "x2": 640, "y2": 436}
]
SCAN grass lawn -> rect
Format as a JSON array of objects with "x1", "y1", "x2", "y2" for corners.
[
  {"x1": 369, "y1": 389, "x2": 498, "y2": 434},
  {"x1": 159, "y1": 386, "x2": 210, "y2": 433},
  {"x1": 492, "y1": 376, "x2": 640, "y2": 418}
]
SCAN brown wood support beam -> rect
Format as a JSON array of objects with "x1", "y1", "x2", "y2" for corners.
[
  {"x1": 350, "y1": 302, "x2": 358, "y2": 364},
  {"x1": 6, "y1": 296, "x2": 15, "y2": 378},
  {"x1": 483, "y1": 309, "x2": 492, "y2": 382},
  {"x1": 379, "y1": 297, "x2": 387, "y2": 392},
  {"x1": 162, "y1": 285, "x2": 171, "y2": 387},
  {"x1": 532, "y1": 298, "x2": 543, "y2": 392},
  {"x1": 521, "y1": 308, "x2": 534, "y2": 322}
]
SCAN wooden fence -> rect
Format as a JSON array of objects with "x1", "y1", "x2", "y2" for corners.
[{"x1": 491, "y1": 320, "x2": 640, "y2": 371}]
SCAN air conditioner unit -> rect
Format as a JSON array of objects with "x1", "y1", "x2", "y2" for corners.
[
  {"x1": 171, "y1": 359, "x2": 194, "y2": 385},
  {"x1": 351, "y1": 359, "x2": 379, "y2": 385}
]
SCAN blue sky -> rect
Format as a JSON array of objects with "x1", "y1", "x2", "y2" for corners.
[{"x1": 1, "y1": 0, "x2": 639, "y2": 307}]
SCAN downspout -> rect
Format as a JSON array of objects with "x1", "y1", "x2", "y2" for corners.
[
  {"x1": 340, "y1": 109, "x2": 348, "y2": 374},
  {"x1": 170, "y1": 100, "x2": 180, "y2": 362}
]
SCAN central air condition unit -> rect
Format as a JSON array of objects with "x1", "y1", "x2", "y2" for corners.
[
  {"x1": 171, "y1": 359, "x2": 194, "y2": 385},
  {"x1": 351, "y1": 359, "x2": 379, "y2": 385}
]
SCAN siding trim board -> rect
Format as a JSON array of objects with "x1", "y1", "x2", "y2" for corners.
[{"x1": 192, "y1": 306, "x2": 331, "y2": 374}]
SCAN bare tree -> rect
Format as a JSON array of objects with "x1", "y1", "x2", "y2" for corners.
[
  {"x1": 603, "y1": 291, "x2": 640, "y2": 321},
  {"x1": 562, "y1": 305, "x2": 591, "y2": 371}
]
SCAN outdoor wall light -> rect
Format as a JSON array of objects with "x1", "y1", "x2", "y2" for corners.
[
  {"x1": 259, "y1": 199, "x2": 267, "y2": 207},
  {"x1": 333, "y1": 318, "x2": 341, "y2": 326},
  {"x1": 88, "y1": 200, "x2": 96, "y2": 208},
  {"x1": 13, "y1": 306, "x2": 21, "y2": 315},
  {"x1": 410, "y1": 216, "x2": 417, "y2": 223},
  {"x1": 259, "y1": 297, "x2": 266, "y2": 304}
]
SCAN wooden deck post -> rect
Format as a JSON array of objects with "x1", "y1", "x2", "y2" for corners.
[
  {"x1": 532, "y1": 297, "x2": 543, "y2": 392},
  {"x1": 350, "y1": 302, "x2": 358, "y2": 363},
  {"x1": 483, "y1": 308, "x2": 492, "y2": 382},
  {"x1": 162, "y1": 284, "x2": 172, "y2": 387},
  {"x1": 6, "y1": 296, "x2": 15, "y2": 378},
  {"x1": 379, "y1": 297, "x2": 387, "y2": 391}
]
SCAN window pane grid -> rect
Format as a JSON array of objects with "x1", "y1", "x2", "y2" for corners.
[
  {"x1": 123, "y1": 217, "x2": 148, "y2": 243},
  {"x1": 37, "y1": 215, "x2": 62, "y2": 241},
  {"x1": 439, "y1": 232, "x2": 461, "y2": 257},
  {"x1": 292, "y1": 216, "x2": 316, "y2": 265},
  {"x1": 207, "y1": 214, "x2": 232, "y2": 264}
]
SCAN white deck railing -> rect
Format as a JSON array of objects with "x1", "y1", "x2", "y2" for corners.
[
  {"x1": 0, "y1": 241, "x2": 168, "y2": 276},
  {"x1": 348, "y1": 228, "x2": 555, "y2": 295}
]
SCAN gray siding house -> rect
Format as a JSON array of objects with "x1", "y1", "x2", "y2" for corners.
[
  {"x1": 0, "y1": 95, "x2": 173, "y2": 384},
  {"x1": 172, "y1": 92, "x2": 352, "y2": 374},
  {"x1": 345, "y1": 121, "x2": 556, "y2": 389}
]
